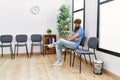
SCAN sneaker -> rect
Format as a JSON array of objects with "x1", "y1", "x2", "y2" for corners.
[
  {"x1": 52, "y1": 61, "x2": 62, "y2": 66},
  {"x1": 48, "y1": 43, "x2": 54, "y2": 48}
]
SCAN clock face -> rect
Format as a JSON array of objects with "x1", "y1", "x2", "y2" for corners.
[{"x1": 31, "y1": 6, "x2": 40, "y2": 15}]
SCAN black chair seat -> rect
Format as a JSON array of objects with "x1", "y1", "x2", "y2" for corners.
[
  {"x1": 0, "y1": 44, "x2": 12, "y2": 47},
  {"x1": 67, "y1": 48, "x2": 76, "y2": 51},
  {"x1": 31, "y1": 43, "x2": 42, "y2": 46},
  {"x1": 75, "y1": 49, "x2": 92, "y2": 54},
  {"x1": 15, "y1": 44, "x2": 27, "y2": 46}
]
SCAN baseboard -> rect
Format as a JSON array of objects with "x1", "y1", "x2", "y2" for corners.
[
  {"x1": 1, "y1": 52, "x2": 42, "y2": 56},
  {"x1": 104, "y1": 69, "x2": 120, "y2": 80}
]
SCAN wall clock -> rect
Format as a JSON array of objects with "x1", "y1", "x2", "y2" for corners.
[{"x1": 31, "y1": 6, "x2": 40, "y2": 15}]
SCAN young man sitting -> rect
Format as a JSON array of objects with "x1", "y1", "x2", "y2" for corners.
[{"x1": 48, "y1": 18, "x2": 85, "y2": 66}]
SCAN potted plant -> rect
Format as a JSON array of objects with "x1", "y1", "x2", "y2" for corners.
[
  {"x1": 47, "y1": 29, "x2": 52, "y2": 34},
  {"x1": 57, "y1": 4, "x2": 71, "y2": 39}
]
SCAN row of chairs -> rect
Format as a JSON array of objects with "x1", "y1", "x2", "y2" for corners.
[
  {"x1": 64, "y1": 37, "x2": 98, "y2": 73},
  {"x1": 0, "y1": 34, "x2": 43, "y2": 59}
]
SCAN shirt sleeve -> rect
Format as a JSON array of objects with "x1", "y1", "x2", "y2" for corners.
[{"x1": 76, "y1": 28, "x2": 83, "y2": 36}]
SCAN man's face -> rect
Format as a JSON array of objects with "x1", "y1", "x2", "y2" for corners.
[{"x1": 74, "y1": 23, "x2": 80, "y2": 28}]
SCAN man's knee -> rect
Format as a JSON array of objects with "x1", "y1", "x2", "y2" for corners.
[
  {"x1": 59, "y1": 39, "x2": 64, "y2": 41},
  {"x1": 59, "y1": 39, "x2": 65, "y2": 43}
]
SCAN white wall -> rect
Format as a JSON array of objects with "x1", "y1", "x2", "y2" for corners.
[
  {"x1": 0, "y1": 0, "x2": 65, "y2": 53},
  {"x1": 85, "y1": 0, "x2": 120, "y2": 77},
  {"x1": 1, "y1": 0, "x2": 120, "y2": 77},
  {"x1": 85, "y1": 0, "x2": 97, "y2": 39}
]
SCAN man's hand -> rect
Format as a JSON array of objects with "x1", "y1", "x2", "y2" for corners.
[
  {"x1": 68, "y1": 33, "x2": 80, "y2": 41},
  {"x1": 68, "y1": 36, "x2": 72, "y2": 41},
  {"x1": 75, "y1": 38, "x2": 78, "y2": 41}
]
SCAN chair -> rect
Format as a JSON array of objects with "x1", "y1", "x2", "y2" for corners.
[
  {"x1": 30, "y1": 34, "x2": 43, "y2": 58},
  {"x1": 72, "y1": 37, "x2": 98, "y2": 73},
  {"x1": 64, "y1": 36, "x2": 86, "y2": 66},
  {"x1": 0, "y1": 35, "x2": 14, "y2": 59},
  {"x1": 72, "y1": 36, "x2": 87, "y2": 66},
  {"x1": 14, "y1": 34, "x2": 29, "y2": 58}
]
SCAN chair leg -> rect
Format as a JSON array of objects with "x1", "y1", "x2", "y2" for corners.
[
  {"x1": 84, "y1": 54, "x2": 88, "y2": 64},
  {"x1": 94, "y1": 53, "x2": 97, "y2": 60},
  {"x1": 93, "y1": 50, "x2": 97, "y2": 60},
  {"x1": 14, "y1": 46, "x2": 16, "y2": 58},
  {"x1": 10, "y1": 46, "x2": 14, "y2": 59},
  {"x1": 79, "y1": 55, "x2": 81, "y2": 73},
  {"x1": 10, "y1": 47, "x2": 12, "y2": 59},
  {"x1": 17, "y1": 46, "x2": 18, "y2": 56},
  {"x1": 30, "y1": 45, "x2": 33, "y2": 58},
  {"x1": 26, "y1": 46, "x2": 29, "y2": 58},
  {"x1": 72, "y1": 52, "x2": 75, "y2": 67},
  {"x1": 89, "y1": 54, "x2": 92, "y2": 65},
  {"x1": 64, "y1": 49, "x2": 67, "y2": 62},
  {"x1": 1, "y1": 47, "x2": 3, "y2": 57},
  {"x1": 94, "y1": 54, "x2": 97, "y2": 60},
  {"x1": 70, "y1": 52, "x2": 72, "y2": 67},
  {"x1": 40, "y1": 45, "x2": 42, "y2": 54},
  {"x1": 39, "y1": 45, "x2": 41, "y2": 54}
]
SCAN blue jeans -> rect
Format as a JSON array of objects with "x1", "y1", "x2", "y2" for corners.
[{"x1": 53, "y1": 39, "x2": 78, "y2": 62}]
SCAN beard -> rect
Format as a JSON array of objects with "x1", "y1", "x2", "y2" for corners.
[{"x1": 74, "y1": 26, "x2": 80, "y2": 32}]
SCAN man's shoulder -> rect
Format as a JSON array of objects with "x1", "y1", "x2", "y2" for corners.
[{"x1": 78, "y1": 27, "x2": 84, "y2": 32}]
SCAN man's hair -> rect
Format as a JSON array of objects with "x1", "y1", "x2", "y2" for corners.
[
  {"x1": 74, "y1": 19, "x2": 81, "y2": 32},
  {"x1": 74, "y1": 19, "x2": 81, "y2": 24}
]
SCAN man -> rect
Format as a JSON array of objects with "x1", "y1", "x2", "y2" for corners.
[{"x1": 48, "y1": 18, "x2": 85, "y2": 66}]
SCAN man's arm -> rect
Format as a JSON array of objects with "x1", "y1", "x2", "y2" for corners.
[{"x1": 68, "y1": 33, "x2": 80, "y2": 41}]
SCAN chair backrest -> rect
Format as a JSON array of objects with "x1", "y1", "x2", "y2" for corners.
[
  {"x1": 31, "y1": 34, "x2": 42, "y2": 42},
  {"x1": 88, "y1": 37, "x2": 98, "y2": 49},
  {"x1": 0, "y1": 35, "x2": 13, "y2": 43},
  {"x1": 80, "y1": 36, "x2": 86, "y2": 47},
  {"x1": 16, "y1": 34, "x2": 27, "y2": 42}
]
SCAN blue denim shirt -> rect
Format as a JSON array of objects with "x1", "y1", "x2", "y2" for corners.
[{"x1": 71, "y1": 27, "x2": 85, "y2": 47}]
